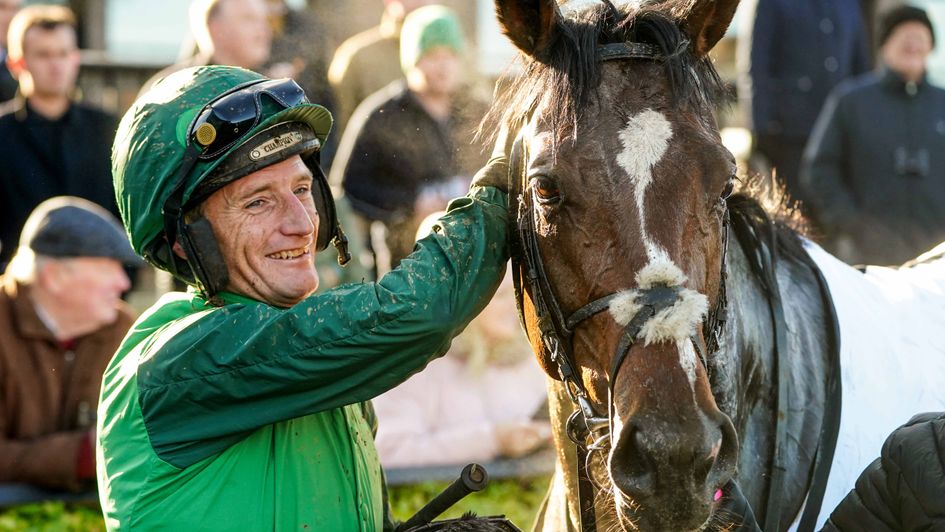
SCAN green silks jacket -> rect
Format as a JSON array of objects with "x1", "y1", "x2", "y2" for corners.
[{"x1": 97, "y1": 187, "x2": 508, "y2": 531}]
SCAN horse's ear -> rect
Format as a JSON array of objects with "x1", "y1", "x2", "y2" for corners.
[
  {"x1": 671, "y1": 0, "x2": 740, "y2": 57},
  {"x1": 495, "y1": 0, "x2": 562, "y2": 59}
]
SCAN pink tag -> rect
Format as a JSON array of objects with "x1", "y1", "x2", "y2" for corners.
[{"x1": 714, "y1": 489, "x2": 724, "y2": 502}]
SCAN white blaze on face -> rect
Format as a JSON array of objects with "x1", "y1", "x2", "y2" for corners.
[
  {"x1": 617, "y1": 109, "x2": 673, "y2": 263},
  {"x1": 677, "y1": 338, "x2": 699, "y2": 388},
  {"x1": 611, "y1": 110, "x2": 708, "y2": 392}
]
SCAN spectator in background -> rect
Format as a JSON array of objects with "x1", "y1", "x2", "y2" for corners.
[
  {"x1": 373, "y1": 261, "x2": 550, "y2": 468},
  {"x1": 741, "y1": 0, "x2": 871, "y2": 210},
  {"x1": 265, "y1": 0, "x2": 333, "y2": 119},
  {"x1": 0, "y1": 5, "x2": 118, "y2": 268},
  {"x1": 0, "y1": 197, "x2": 136, "y2": 505},
  {"x1": 801, "y1": 5, "x2": 945, "y2": 266},
  {"x1": 333, "y1": 5, "x2": 487, "y2": 272},
  {"x1": 264, "y1": 0, "x2": 339, "y2": 165},
  {"x1": 0, "y1": 0, "x2": 21, "y2": 103},
  {"x1": 141, "y1": 0, "x2": 271, "y2": 93},
  {"x1": 327, "y1": 0, "x2": 432, "y2": 137}
]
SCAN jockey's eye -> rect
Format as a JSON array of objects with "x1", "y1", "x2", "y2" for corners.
[{"x1": 531, "y1": 175, "x2": 561, "y2": 204}]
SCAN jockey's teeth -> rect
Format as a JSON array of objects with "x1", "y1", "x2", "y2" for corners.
[{"x1": 268, "y1": 248, "x2": 308, "y2": 260}]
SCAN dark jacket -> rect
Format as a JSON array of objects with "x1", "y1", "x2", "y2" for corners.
[
  {"x1": 0, "y1": 276, "x2": 134, "y2": 491},
  {"x1": 0, "y1": 60, "x2": 15, "y2": 104},
  {"x1": 747, "y1": 0, "x2": 871, "y2": 141},
  {"x1": 0, "y1": 99, "x2": 118, "y2": 265},
  {"x1": 801, "y1": 69, "x2": 945, "y2": 265},
  {"x1": 334, "y1": 80, "x2": 487, "y2": 223},
  {"x1": 821, "y1": 412, "x2": 945, "y2": 531}
]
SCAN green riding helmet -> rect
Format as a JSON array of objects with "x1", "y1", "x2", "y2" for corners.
[{"x1": 113, "y1": 66, "x2": 349, "y2": 297}]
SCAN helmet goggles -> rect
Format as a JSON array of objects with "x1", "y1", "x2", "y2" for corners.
[{"x1": 190, "y1": 78, "x2": 308, "y2": 160}]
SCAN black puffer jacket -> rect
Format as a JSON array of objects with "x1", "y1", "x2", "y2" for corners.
[{"x1": 821, "y1": 412, "x2": 945, "y2": 531}]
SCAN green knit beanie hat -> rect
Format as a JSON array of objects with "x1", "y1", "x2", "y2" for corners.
[{"x1": 399, "y1": 5, "x2": 465, "y2": 73}]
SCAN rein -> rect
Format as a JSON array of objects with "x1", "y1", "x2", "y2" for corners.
[{"x1": 506, "y1": 39, "x2": 840, "y2": 532}]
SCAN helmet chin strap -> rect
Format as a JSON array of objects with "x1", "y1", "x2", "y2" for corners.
[{"x1": 175, "y1": 216, "x2": 230, "y2": 298}]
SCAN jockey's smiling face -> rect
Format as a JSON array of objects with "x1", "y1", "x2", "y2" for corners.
[{"x1": 202, "y1": 155, "x2": 320, "y2": 307}]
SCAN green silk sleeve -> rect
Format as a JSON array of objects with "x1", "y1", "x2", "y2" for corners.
[{"x1": 138, "y1": 187, "x2": 509, "y2": 467}]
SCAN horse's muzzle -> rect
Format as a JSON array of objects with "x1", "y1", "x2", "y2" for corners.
[{"x1": 608, "y1": 409, "x2": 738, "y2": 531}]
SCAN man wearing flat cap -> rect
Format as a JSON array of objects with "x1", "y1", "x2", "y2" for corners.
[{"x1": 0, "y1": 197, "x2": 136, "y2": 503}]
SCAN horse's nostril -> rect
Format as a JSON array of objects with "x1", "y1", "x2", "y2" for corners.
[
  {"x1": 610, "y1": 426, "x2": 656, "y2": 497},
  {"x1": 706, "y1": 418, "x2": 739, "y2": 488},
  {"x1": 696, "y1": 451, "x2": 715, "y2": 481}
]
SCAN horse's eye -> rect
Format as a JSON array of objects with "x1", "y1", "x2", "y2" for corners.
[
  {"x1": 531, "y1": 175, "x2": 560, "y2": 203},
  {"x1": 720, "y1": 177, "x2": 735, "y2": 200}
]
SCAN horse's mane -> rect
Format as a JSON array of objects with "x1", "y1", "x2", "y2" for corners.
[
  {"x1": 727, "y1": 190, "x2": 817, "y2": 298},
  {"x1": 484, "y1": 2, "x2": 728, "y2": 146}
]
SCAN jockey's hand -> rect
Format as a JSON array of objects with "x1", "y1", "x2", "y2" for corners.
[{"x1": 470, "y1": 123, "x2": 513, "y2": 193}]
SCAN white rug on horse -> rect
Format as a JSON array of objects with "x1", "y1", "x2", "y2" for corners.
[{"x1": 794, "y1": 241, "x2": 945, "y2": 529}]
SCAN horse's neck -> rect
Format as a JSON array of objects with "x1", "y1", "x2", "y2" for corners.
[
  {"x1": 537, "y1": 379, "x2": 584, "y2": 532},
  {"x1": 714, "y1": 233, "x2": 833, "y2": 527}
]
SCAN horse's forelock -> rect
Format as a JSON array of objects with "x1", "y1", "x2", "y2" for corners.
[{"x1": 482, "y1": 4, "x2": 726, "y2": 150}]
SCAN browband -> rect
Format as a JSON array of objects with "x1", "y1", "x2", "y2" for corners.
[{"x1": 597, "y1": 42, "x2": 661, "y2": 61}]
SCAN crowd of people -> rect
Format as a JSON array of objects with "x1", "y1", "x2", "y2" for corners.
[
  {"x1": 742, "y1": 0, "x2": 945, "y2": 266},
  {"x1": 0, "y1": 0, "x2": 943, "y2": 529}
]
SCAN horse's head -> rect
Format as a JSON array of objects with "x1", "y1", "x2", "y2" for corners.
[{"x1": 493, "y1": 0, "x2": 740, "y2": 529}]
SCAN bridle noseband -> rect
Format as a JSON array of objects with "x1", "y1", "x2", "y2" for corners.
[{"x1": 508, "y1": 40, "x2": 731, "y2": 532}]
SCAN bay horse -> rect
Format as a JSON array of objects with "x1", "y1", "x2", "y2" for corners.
[{"x1": 487, "y1": 0, "x2": 945, "y2": 531}]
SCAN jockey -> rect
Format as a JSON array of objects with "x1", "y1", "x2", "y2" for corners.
[{"x1": 98, "y1": 65, "x2": 509, "y2": 530}]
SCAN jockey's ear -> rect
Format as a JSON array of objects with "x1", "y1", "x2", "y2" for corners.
[
  {"x1": 671, "y1": 0, "x2": 740, "y2": 57},
  {"x1": 494, "y1": 0, "x2": 561, "y2": 60}
]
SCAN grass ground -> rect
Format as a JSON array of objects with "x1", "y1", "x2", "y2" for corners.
[{"x1": 0, "y1": 475, "x2": 551, "y2": 531}]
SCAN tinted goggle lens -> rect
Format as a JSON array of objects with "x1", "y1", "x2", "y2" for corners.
[{"x1": 190, "y1": 78, "x2": 308, "y2": 159}]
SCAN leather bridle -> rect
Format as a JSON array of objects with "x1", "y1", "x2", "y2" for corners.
[{"x1": 507, "y1": 40, "x2": 730, "y2": 532}]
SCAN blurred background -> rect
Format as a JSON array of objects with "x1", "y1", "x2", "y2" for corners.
[{"x1": 35, "y1": 0, "x2": 945, "y2": 123}]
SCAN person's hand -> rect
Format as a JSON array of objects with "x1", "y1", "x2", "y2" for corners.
[{"x1": 495, "y1": 420, "x2": 552, "y2": 458}]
